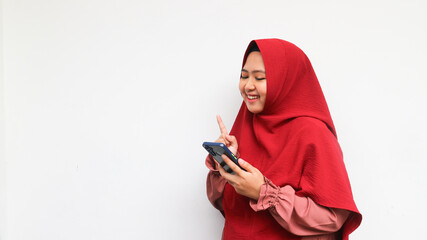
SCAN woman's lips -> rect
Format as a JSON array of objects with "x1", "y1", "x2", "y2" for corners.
[{"x1": 246, "y1": 94, "x2": 259, "y2": 103}]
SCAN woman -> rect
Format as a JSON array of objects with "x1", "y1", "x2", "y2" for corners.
[{"x1": 206, "y1": 39, "x2": 362, "y2": 240}]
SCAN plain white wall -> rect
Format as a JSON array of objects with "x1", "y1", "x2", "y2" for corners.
[
  {"x1": 2, "y1": 1, "x2": 427, "y2": 239},
  {"x1": 0, "y1": 0, "x2": 6, "y2": 238}
]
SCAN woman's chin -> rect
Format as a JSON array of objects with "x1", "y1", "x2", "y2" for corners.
[{"x1": 247, "y1": 106, "x2": 263, "y2": 114}]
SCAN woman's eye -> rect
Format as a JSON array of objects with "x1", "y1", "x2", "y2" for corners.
[
  {"x1": 240, "y1": 75, "x2": 248, "y2": 79},
  {"x1": 255, "y1": 77, "x2": 266, "y2": 80}
]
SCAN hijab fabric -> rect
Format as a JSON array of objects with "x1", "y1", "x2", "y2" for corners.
[{"x1": 222, "y1": 39, "x2": 362, "y2": 239}]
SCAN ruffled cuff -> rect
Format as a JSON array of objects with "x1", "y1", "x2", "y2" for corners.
[{"x1": 249, "y1": 177, "x2": 295, "y2": 212}]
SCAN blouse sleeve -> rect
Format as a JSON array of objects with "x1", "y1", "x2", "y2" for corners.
[
  {"x1": 206, "y1": 155, "x2": 227, "y2": 213},
  {"x1": 249, "y1": 177, "x2": 350, "y2": 236}
]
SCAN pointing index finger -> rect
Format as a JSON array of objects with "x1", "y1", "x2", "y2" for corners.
[{"x1": 216, "y1": 115, "x2": 228, "y2": 135}]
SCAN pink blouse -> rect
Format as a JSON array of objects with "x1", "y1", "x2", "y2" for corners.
[{"x1": 206, "y1": 156, "x2": 350, "y2": 239}]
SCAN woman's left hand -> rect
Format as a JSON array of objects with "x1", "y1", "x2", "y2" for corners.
[{"x1": 217, "y1": 155, "x2": 265, "y2": 200}]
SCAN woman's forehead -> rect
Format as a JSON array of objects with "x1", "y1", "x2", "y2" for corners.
[{"x1": 243, "y1": 52, "x2": 265, "y2": 70}]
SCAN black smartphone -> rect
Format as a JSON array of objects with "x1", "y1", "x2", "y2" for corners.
[{"x1": 202, "y1": 142, "x2": 244, "y2": 174}]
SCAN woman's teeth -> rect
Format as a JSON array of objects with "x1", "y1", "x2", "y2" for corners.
[{"x1": 248, "y1": 95, "x2": 259, "y2": 100}]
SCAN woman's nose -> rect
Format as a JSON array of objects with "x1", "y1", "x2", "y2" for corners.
[{"x1": 245, "y1": 78, "x2": 256, "y2": 91}]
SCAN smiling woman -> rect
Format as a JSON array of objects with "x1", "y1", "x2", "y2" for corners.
[{"x1": 205, "y1": 39, "x2": 362, "y2": 240}]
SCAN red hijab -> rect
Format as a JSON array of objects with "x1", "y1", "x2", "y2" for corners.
[{"x1": 222, "y1": 39, "x2": 362, "y2": 239}]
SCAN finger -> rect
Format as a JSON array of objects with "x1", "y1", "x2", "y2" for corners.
[
  {"x1": 225, "y1": 135, "x2": 238, "y2": 148},
  {"x1": 217, "y1": 162, "x2": 225, "y2": 175},
  {"x1": 217, "y1": 162, "x2": 237, "y2": 183},
  {"x1": 214, "y1": 160, "x2": 220, "y2": 170},
  {"x1": 222, "y1": 133, "x2": 230, "y2": 145},
  {"x1": 216, "y1": 115, "x2": 228, "y2": 135},
  {"x1": 215, "y1": 136, "x2": 226, "y2": 144},
  {"x1": 221, "y1": 154, "x2": 244, "y2": 176},
  {"x1": 238, "y1": 158, "x2": 258, "y2": 173}
]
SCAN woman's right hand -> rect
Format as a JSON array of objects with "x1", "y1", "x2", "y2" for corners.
[{"x1": 215, "y1": 115, "x2": 238, "y2": 156}]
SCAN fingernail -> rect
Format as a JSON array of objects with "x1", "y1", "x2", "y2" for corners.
[{"x1": 238, "y1": 159, "x2": 245, "y2": 165}]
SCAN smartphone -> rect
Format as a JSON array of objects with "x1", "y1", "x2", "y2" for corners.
[{"x1": 202, "y1": 142, "x2": 244, "y2": 174}]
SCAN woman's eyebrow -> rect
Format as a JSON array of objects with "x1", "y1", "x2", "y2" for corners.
[{"x1": 241, "y1": 69, "x2": 265, "y2": 74}]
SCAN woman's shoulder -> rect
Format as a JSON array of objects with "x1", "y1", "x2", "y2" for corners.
[
  {"x1": 287, "y1": 117, "x2": 337, "y2": 141},
  {"x1": 287, "y1": 117, "x2": 341, "y2": 154},
  {"x1": 288, "y1": 117, "x2": 331, "y2": 133}
]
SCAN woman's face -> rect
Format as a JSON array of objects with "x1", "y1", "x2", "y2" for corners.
[{"x1": 239, "y1": 51, "x2": 267, "y2": 114}]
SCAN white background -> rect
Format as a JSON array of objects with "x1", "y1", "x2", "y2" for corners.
[{"x1": 1, "y1": 1, "x2": 427, "y2": 239}]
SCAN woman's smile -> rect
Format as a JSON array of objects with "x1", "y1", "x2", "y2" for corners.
[{"x1": 247, "y1": 94, "x2": 260, "y2": 101}]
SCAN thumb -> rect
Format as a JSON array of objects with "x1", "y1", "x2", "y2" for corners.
[{"x1": 238, "y1": 158, "x2": 257, "y2": 173}]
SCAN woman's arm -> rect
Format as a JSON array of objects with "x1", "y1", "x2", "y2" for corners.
[
  {"x1": 206, "y1": 115, "x2": 239, "y2": 213},
  {"x1": 249, "y1": 178, "x2": 350, "y2": 236},
  {"x1": 206, "y1": 155, "x2": 227, "y2": 213}
]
